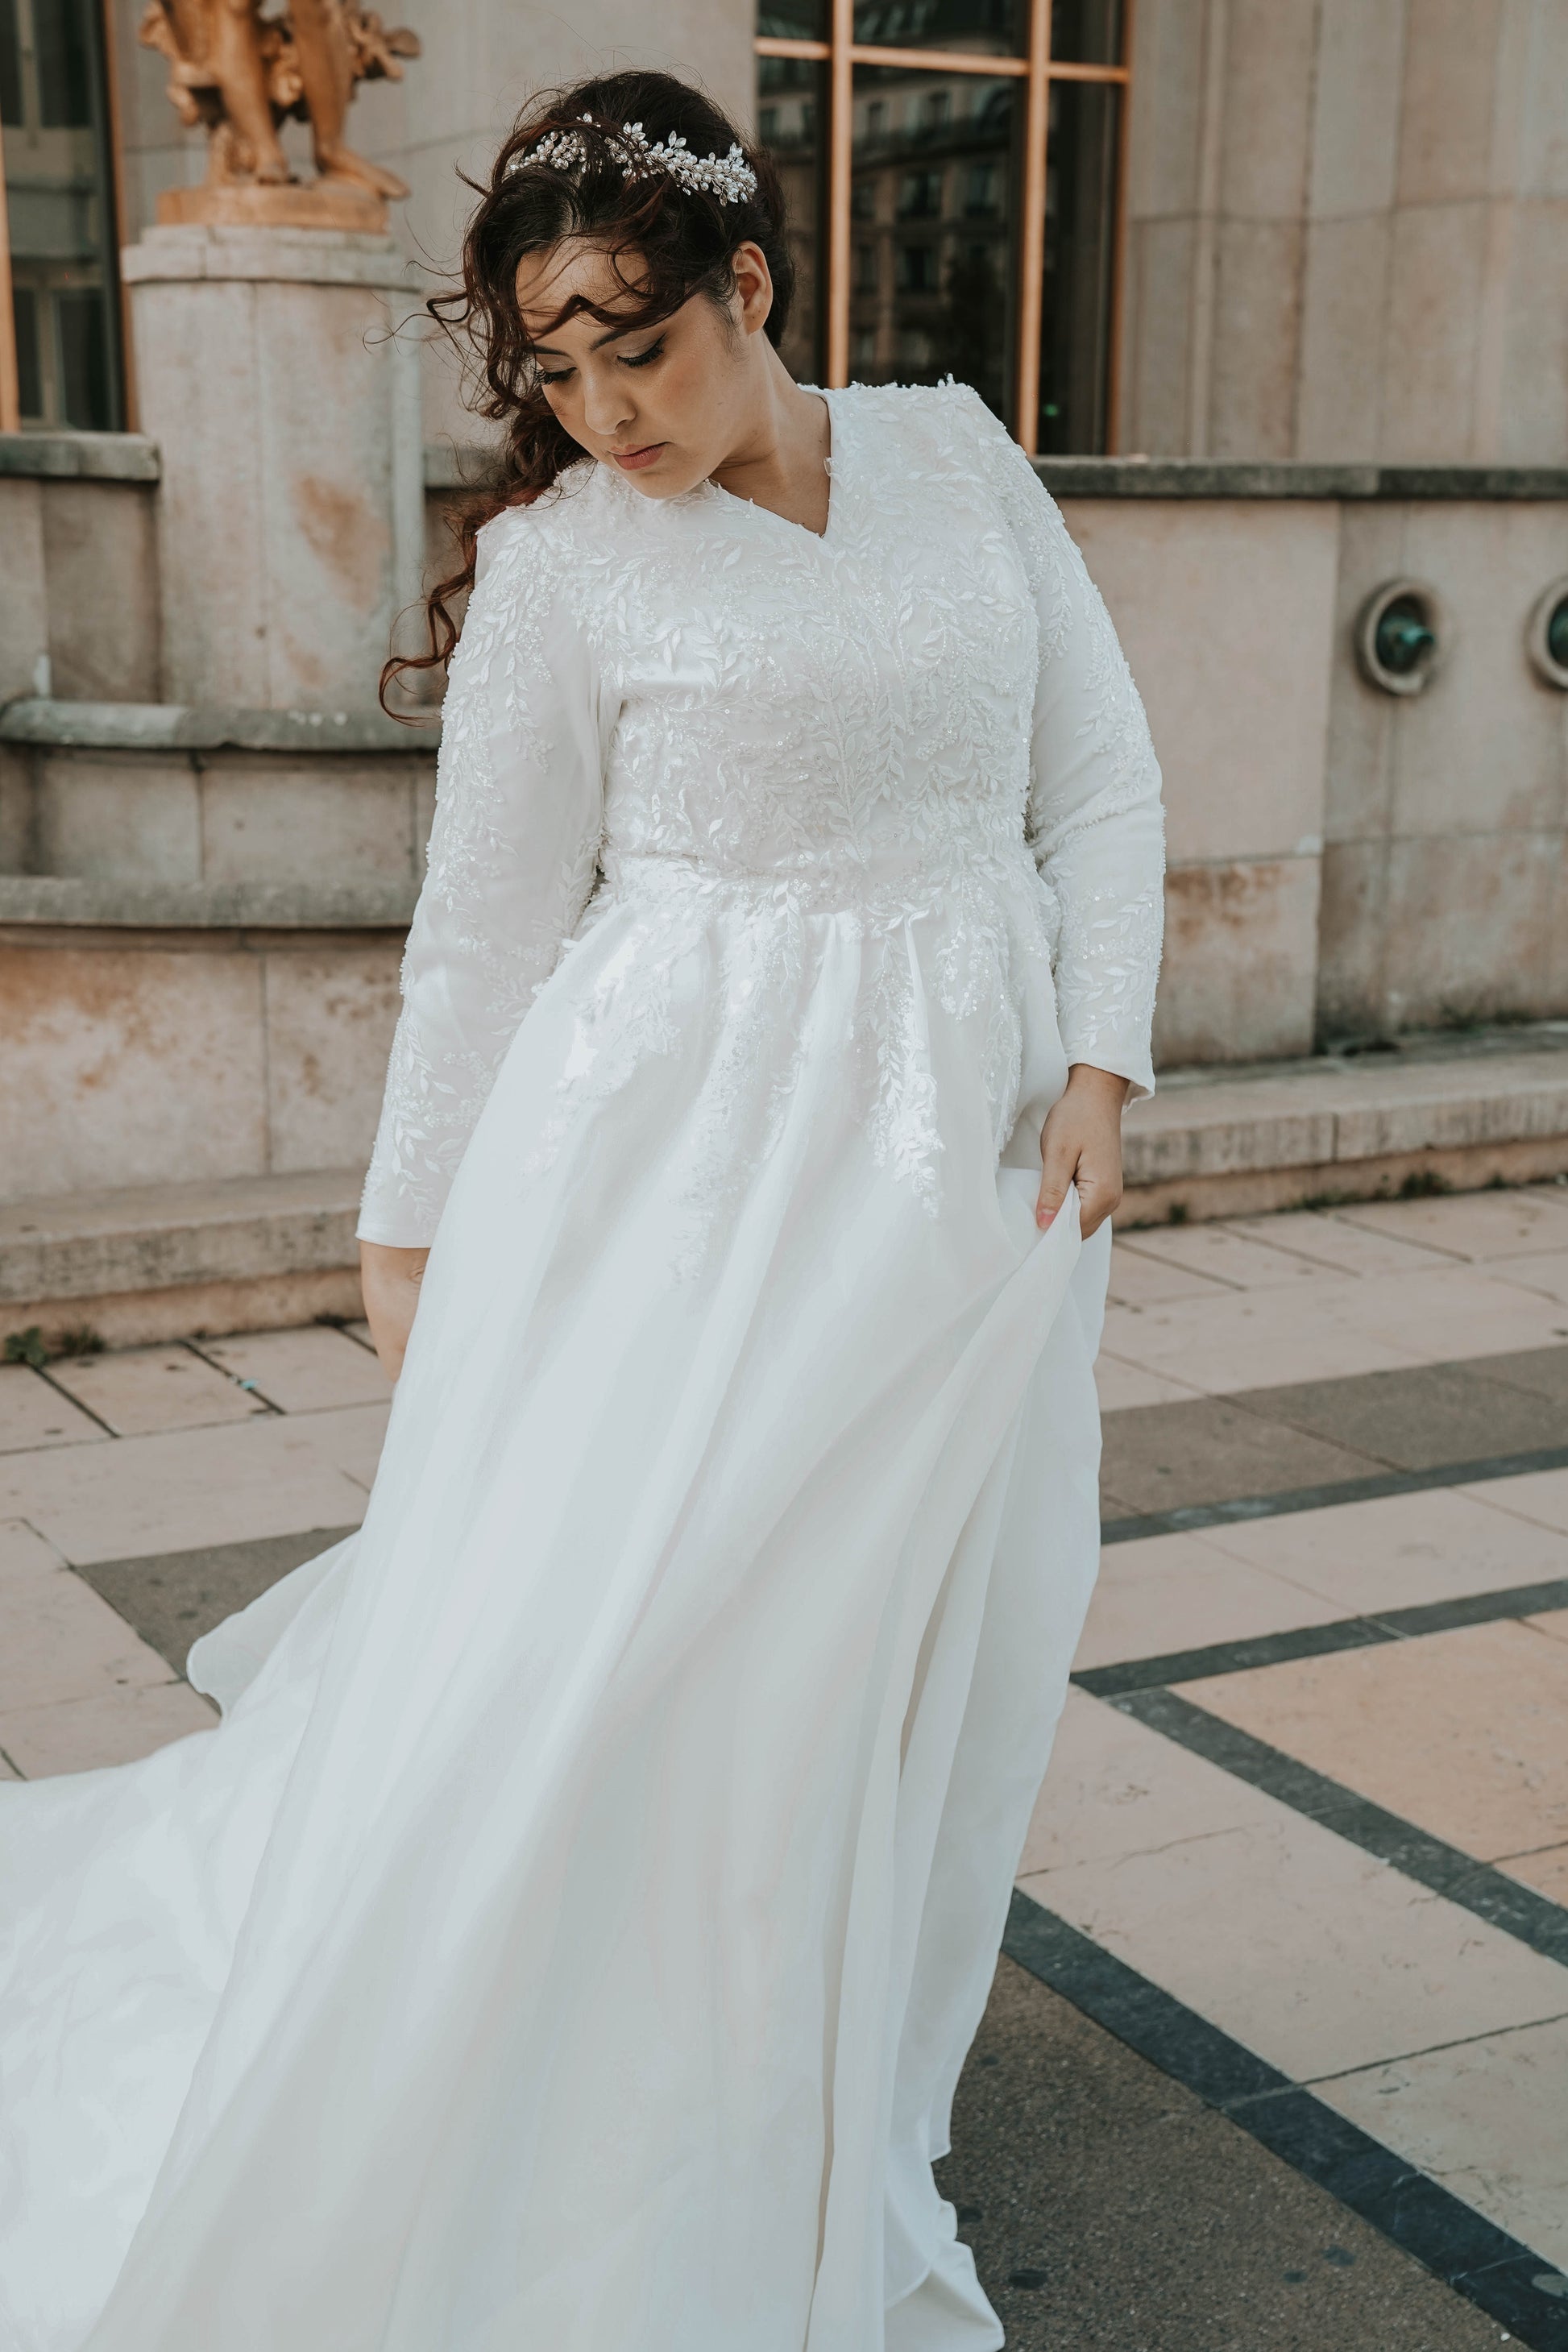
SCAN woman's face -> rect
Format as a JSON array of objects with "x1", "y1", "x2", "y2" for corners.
[{"x1": 516, "y1": 238, "x2": 774, "y2": 498}]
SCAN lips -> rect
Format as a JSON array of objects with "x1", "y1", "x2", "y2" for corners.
[{"x1": 611, "y1": 442, "x2": 666, "y2": 471}]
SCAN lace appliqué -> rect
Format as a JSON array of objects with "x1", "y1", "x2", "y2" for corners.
[
  {"x1": 518, "y1": 852, "x2": 1052, "y2": 1276},
  {"x1": 359, "y1": 513, "x2": 603, "y2": 1242},
  {"x1": 1051, "y1": 881, "x2": 1164, "y2": 1072}
]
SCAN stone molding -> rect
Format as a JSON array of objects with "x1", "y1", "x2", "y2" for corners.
[
  {"x1": 12, "y1": 431, "x2": 1566, "y2": 503},
  {"x1": 1040, "y1": 458, "x2": 1568, "y2": 501},
  {"x1": 0, "y1": 1169, "x2": 363, "y2": 1306},
  {"x1": 119, "y1": 223, "x2": 421, "y2": 292},
  {"x1": 0, "y1": 433, "x2": 160, "y2": 481},
  {"x1": 0, "y1": 697, "x2": 437, "y2": 756},
  {"x1": 0, "y1": 877, "x2": 417, "y2": 929}
]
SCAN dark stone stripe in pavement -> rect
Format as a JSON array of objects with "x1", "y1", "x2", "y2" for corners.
[
  {"x1": 997, "y1": 1891, "x2": 1568, "y2": 2350},
  {"x1": 1101, "y1": 1342, "x2": 1568, "y2": 1530},
  {"x1": 943, "y1": 1923, "x2": 1526, "y2": 2352},
  {"x1": 1075, "y1": 1573, "x2": 1568, "y2": 1693},
  {"x1": 78, "y1": 1527, "x2": 359, "y2": 1675},
  {"x1": 1107, "y1": 1689, "x2": 1568, "y2": 1964},
  {"x1": 1101, "y1": 1441, "x2": 1568, "y2": 1544}
]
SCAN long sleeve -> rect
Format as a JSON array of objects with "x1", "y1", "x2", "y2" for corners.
[
  {"x1": 358, "y1": 506, "x2": 607, "y2": 1247},
  {"x1": 960, "y1": 388, "x2": 1166, "y2": 1100}
]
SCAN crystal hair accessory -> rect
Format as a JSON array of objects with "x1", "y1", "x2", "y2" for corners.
[{"x1": 506, "y1": 116, "x2": 757, "y2": 205}]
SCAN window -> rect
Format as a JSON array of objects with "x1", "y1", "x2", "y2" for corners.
[
  {"x1": 897, "y1": 243, "x2": 937, "y2": 294},
  {"x1": 964, "y1": 160, "x2": 998, "y2": 217},
  {"x1": 0, "y1": 0, "x2": 124, "y2": 430},
  {"x1": 898, "y1": 168, "x2": 943, "y2": 218},
  {"x1": 753, "y1": 0, "x2": 1132, "y2": 452}
]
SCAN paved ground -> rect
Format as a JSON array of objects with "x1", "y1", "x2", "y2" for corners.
[{"x1": 4, "y1": 1183, "x2": 1568, "y2": 2346}]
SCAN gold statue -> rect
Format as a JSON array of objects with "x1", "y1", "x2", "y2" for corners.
[{"x1": 141, "y1": 0, "x2": 421, "y2": 230}]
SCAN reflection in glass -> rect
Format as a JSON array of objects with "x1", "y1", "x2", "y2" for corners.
[
  {"x1": 1038, "y1": 75, "x2": 1118, "y2": 453},
  {"x1": 757, "y1": 0, "x2": 828, "y2": 35},
  {"x1": 2, "y1": 0, "x2": 122, "y2": 427},
  {"x1": 756, "y1": 53, "x2": 827, "y2": 385},
  {"x1": 1048, "y1": 0, "x2": 1124, "y2": 65},
  {"x1": 852, "y1": 0, "x2": 1024, "y2": 58},
  {"x1": 0, "y1": 0, "x2": 23, "y2": 127},
  {"x1": 848, "y1": 64, "x2": 1018, "y2": 421}
]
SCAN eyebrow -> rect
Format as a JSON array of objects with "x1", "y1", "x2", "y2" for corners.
[{"x1": 529, "y1": 320, "x2": 655, "y2": 358}]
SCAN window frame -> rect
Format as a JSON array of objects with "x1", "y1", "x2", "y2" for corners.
[
  {"x1": 755, "y1": 0, "x2": 1135, "y2": 454},
  {"x1": 0, "y1": 0, "x2": 129, "y2": 434}
]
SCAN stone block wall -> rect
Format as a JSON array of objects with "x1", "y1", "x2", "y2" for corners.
[
  {"x1": 1045, "y1": 458, "x2": 1568, "y2": 1062},
  {"x1": 0, "y1": 927, "x2": 404, "y2": 1205},
  {"x1": 1320, "y1": 496, "x2": 1568, "y2": 1039}
]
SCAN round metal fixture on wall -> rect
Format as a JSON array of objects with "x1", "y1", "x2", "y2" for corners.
[
  {"x1": 1526, "y1": 577, "x2": 1568, "y2": 690},
  {"x1": 1354, "y1": 578, "x2": 1444, "y2": 696}
]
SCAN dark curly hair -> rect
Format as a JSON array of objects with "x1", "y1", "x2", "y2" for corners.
[{"x1": 382, "y1": 70, "x2": 793, "y2": 713}]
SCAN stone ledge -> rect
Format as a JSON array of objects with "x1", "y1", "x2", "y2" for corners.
[
  {"x1": 1124, "y1": 1036, "x2": 1568, "y2": 1220},
  {"x1": 0, "y1": 431, "x2": 161, "y2": 482},
  {"x1": 0, "y1": 876, "x2": 417, "y2": 929},
  {"x1": 121, "y1": 224, "x2": 421, "y2": 292},
  {"x1": 1040, "y1": 457, "x2": 1568, "y2": 500},
  {"x1": 8, "y1": 434, "x2": 1568, "y2": 504},
  {"x1": 0, "y1": 1169, "x2": 362, "y2": 1307},
  {"x1": 0, "y1": 698, "x2": 438, "y2": 755}
]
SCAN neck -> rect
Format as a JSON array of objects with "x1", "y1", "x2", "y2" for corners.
[{"x1": 708, "y1": 341, "x2": 831, "y2": 532}]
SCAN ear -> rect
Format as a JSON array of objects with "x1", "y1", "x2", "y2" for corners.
[{"x1": 729, "y1": 240, "x2": 775, "y2": 339}]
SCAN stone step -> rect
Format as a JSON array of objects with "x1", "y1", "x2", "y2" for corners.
[
  {"x1": 0, "y1": 1170, "x2": 363, "y2": 1350},
  {"x1": 4, "y1": 1033, "x2": 1567, "y2": 1348},
  {"x1": 1122, "y1": 1031, "x2": 1568, "y2": 1224}
]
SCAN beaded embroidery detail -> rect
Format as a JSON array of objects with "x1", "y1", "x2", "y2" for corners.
[{"x1": 507, "y1": 115, "x2": 757, "y2": 204}]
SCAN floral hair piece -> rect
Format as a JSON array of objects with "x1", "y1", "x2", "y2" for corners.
[{"x1": 507, "y1": 115, "x2": 758, "y2": 205}]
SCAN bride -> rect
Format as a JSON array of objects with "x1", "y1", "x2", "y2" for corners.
[{"x1": 0, "y1": 68, "x2": 1163, "y2": 2352}]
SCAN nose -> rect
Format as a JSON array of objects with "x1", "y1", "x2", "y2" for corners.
[{"x1": 582, "y1": 366, "x2": 633, "y2": 442}]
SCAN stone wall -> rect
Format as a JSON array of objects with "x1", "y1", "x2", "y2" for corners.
[
  {"x1": 1048, "y1": 459, "x2": 1568, "y2": 1058},
  {"x1": 1120, "y1": 0, "x2": 1568, "y2": 467}
]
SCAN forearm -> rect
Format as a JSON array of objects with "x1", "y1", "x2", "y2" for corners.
[{"x1": 359, "y1": 1240, "x2": 430, "y2": 1382}]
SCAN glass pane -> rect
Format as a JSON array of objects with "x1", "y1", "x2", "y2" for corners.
[
  {"x1": 757, "y1": 0, "x2": 828, "y2": 35},
  {"x1": 12, "y1": 284, "x2": 39, "y2": 417},
  {"x1": 849, "y1": 64, "x2": 1018, "y2": 422},
  {"x1": 1049, "y1": 0, "x2": 1125, "y2": 65},
  {"x1": 852, "y1": 0, "x2": 1025, "y2": 59},
  {"x1": 0, "y1": 0, "x2": 23, "y2": 128},
  {"x1": 1037, "y1": 76, "x2": 1119, "y2": 452},
  {"x1": 35, "y1": 0, "x2": 93, "y2": 127},
  {"x1": 2, "y1": 0, "x2": 123, "y2": 428},
  {"x1": 56, "y1": 284, "x2": 110, "y2": 426},
  {"x1": 756, "y1": 53, "x2": 827, "y2": 385}
]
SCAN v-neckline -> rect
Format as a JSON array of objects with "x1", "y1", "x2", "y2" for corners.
[{"x1": 703, "y1": 388, "x2": 838, "y2": 548}]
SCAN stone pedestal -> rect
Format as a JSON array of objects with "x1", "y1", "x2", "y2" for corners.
[{"x1": 122, "y1": 226, "x2": 425, "y2": 713}]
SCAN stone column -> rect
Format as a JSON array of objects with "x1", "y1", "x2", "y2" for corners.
[{"x1": 122, "y1": 226, "x2": 425, "y2": 714}]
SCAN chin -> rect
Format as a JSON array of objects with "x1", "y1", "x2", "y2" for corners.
[{"x1": 620, "y1": 459, "x2": 702, "y2": 501}]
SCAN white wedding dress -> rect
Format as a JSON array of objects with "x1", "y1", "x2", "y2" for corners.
[{"x1": 0, "y1": 381, "x2": 1164, "y2": 2350}]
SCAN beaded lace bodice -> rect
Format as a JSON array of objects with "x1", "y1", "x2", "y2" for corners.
[{"x1": 358, "y1": 380, "x2": 1165, "y2": 1248}]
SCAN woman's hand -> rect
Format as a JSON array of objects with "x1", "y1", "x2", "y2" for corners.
[
  {"x1": 1037, "y1": 1063, "x2": 1132, "y2": 1238},
  {"x1": 359, "y1": 1242, "x2": 431, "y2": 1382}
]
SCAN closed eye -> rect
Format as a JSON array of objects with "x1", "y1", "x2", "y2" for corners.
[{"x1": 536, "y1": 338, "x2": 663, "y2": 388}]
